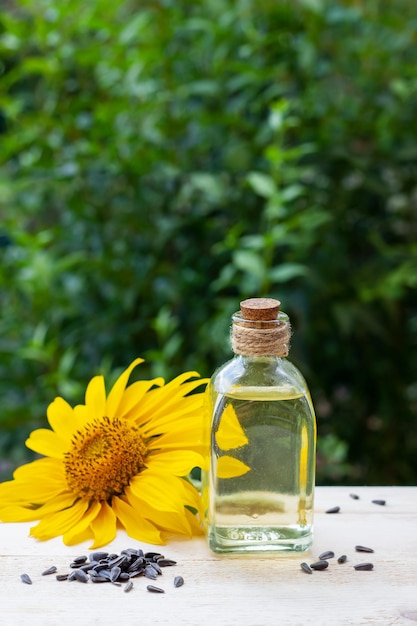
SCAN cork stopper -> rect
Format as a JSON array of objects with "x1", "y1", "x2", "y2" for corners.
[
  {"x1": 240, "y1": 298, "x2": 281, "y2": 321},
  {"x1": 231, "y1": 297, "x2": 291, "y2": 357}
]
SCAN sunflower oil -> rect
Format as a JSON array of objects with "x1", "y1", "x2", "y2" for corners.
[{"x1": 203, "y1": 298, "x2": 316, "y2": 554}]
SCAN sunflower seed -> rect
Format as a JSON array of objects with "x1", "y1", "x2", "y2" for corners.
[
  {"x1": 124, "y1": 581, "x2": 134, "y2": 593},
  {"x1": 145, "y1": 552, "x2": 163, "y2": 559},
  {"x1": 144, "y1": 564, "x2": 158, "y2": 580},
  {"x1": 70, "y1": 555, "x2": 87, "y2": 567},
  {"x1": 349, "y1": 493, "x2": 360, "y2": 500},
  {"x1": 56, "y1": 573, "x2": 69, "y2": 581},
  {"x1": 174, "y1": 575, "x2": 184, "y2": 587},
  {"x1": 325, "y1": 506, "x2": 340, "y2": 514},
  {"x1": 310, "y1": 560, "x2": 329, "y2": 571},
  {"x1": 110, "y1": 566, "x2": 121, "y2": 582},
  {"x1": 90, "y1": 574, "x2": 109, "y2": 583},
  {"x1": 20, "y1": 573, "x2": 32, "y2": 585},
  {"x1": 319, "y1": 551, "x2": 335, "y2": 560},
  {"x1": 73, "y1": 569, "x2": 89, "y2": 583},
  {"x1": 108, "y1": 555, "x2": 128, "y2": 569},
  {"x1": 372, "y1": 499, "x2": 386, "y2": 506},
  {"x1": 157, "y1": 559, "x2": 177, "y2": 567},
  {"x1": 128, "y1": 569, "x2": 144, "y2": 578},
  {"x1": 355, "y1": 545, "x2": 374, "y2": 553},
  {"x1": 300, "y1": 562, "x2": 313, "y2": 574},
  {"x1": 121, "y1": 548, "x2": 139, "y2": 558},
  {"x1": 90, "y1": 551, "x2": 109, "y2": 562},
  {"x1": 337, "y1": 554, "x2": 347, "y2": 564},
  {"x1": 354, "y1": 562, "x2": 374, "y2": 571},
  {"x1": 91, "y1": 562, "x2": 110, "y2": 573},
  {"x1": 150, "y1": 562, "x2": 162, "y2": 575},
  {"x1": 147, "y1": 584, "x2": 165, "y2": 593},
  {"x1": 127, "y1": 557, "x2": 145, "y2": 572},
  {"x1": 41, "y1": 566, "x2": 57, "y2": 576}
]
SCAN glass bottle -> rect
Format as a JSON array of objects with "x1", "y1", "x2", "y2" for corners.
[{"x1": 202, "y1": 297, "x2": 316, "y2": 554}]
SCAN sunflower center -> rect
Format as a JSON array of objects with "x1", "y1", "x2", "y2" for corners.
[{"x1": 64, "y1": 416, "x2": 147, "y2": 502}]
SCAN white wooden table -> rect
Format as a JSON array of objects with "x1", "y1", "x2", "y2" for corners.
[{"x1": 1, "y1": 487, "x2": 416, "y2": 626}]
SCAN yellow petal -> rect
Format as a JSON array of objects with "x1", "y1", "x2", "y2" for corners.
[
  {"x1": 0, "y1": 458, "x2": 66, "y2": 504},
  {"x1": 72, "y1": 403, "x2": 91, "y2": 425},
  {"x1": 0, "y1": 481, "x2": 65, "y2": 505},
  {"x1": 148, "y1": 507, "x2": 192, "y2": 537},
  {"x1": 31, "y1": 492, "x2": 78, "y2": 517},
  {"x1": 217, "y1": 455, "x2": 251, "y2": 479},
  {"x1": 141, "y1": 408, "x2": 206, "y2": 448},
  {"x1": 46, "y1": 397, "x2": 79, "y2": 441},
  {"x1": 184, "y1": 506, "x2": 204, "y2": 535},
  {"x1": 62, "y1": 526, "x2": 93, "y2": 546},
  {"x1": 89, "y1": 501, "x2": 117, "y2": 549},
  {"x1": 136, "y1": 373, "x2": 207, "y2": 424},
  {"x1": 127, "y1": 472, "x2": 184, "y2": 512},
  {"x1": 63, "y1": 501, "x2": 101, "y2": 546},
  {"x1": 181, "y1": 478, "x2": 204, "y2": 515},
  {"x1": 147, "y1": 450, "x2": 203, "y2": 476},
  {"x1": 111, "y1": 496, "x2": 163, "y2": 544},
  {"x1": 0, "y1": 490, "x2": 77, "y2": 522},
  {"x1": 13, "y1": 457, "x2": 64, "y2": 481},
  {"x1": 85, "y1": 374, "x2": 106, "y2": 420},
  {"x1": 118, "y1": 378, "x2": 164, "y2": 420},
  {"x1": 216, "y1": 403, "x2": 248, "y2": 451},
  {"x1": 0, "y1": 505, "x2": 48, "y2": 522},
  {"x1": 30, "y1": 498, "x2": 90, "y2": 541},
  {"x1": 124, "y1": 489, "x2": 193, "y2": 537},
  {"x1": 105, "y1": 358, "x2": 144, "y2": 419},
  {"x1": 25, "y1": 428, "x2": 67, "y2": 458},
  {"x1": 299, "y1": 424, "x2": 308, "y2": 491}
]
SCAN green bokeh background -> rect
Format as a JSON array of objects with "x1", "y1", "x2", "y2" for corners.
[{"x1": 1, "y1": 0, "x2": 416, "y2": 484}]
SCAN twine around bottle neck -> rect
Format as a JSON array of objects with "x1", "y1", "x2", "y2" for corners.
[{"x1": 231, "y1": 315, "x2": 291, "y2": 357}]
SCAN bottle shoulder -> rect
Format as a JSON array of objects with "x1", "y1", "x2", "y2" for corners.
[{"x1": 209, "y1": 355, "x2": 310, "y2": 397}]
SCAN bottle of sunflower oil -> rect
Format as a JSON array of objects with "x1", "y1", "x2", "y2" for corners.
[{"x1": 202, "y1": 297, "x2": 316, "y2": 554}]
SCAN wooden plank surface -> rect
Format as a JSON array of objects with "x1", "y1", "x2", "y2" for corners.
[{"x1": 1, "y1": 487, "x2": 416, "y2": 626}]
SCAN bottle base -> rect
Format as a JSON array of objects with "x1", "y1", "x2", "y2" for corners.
[{"x1": 208, "y1": 525, "x2": 313, "y2": 554}]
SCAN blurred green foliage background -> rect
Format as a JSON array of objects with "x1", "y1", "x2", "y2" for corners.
[{"x1": 1, "y1": 0, "x2": 416, "y2": 485}]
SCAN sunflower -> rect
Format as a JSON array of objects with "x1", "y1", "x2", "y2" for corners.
[{"x1": 0, "y1": 358, "x2": 208, "y2": 548}]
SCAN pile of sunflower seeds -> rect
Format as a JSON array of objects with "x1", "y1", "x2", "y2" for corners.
[{"x1": 21, "y1": 547, "x2": 184, "y2": 593}]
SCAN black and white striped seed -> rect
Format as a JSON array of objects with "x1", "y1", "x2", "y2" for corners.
[
  {"x1": 41, "y1": 566, "x2": 57, "y2": 576},
  {"x1": 174, "y1": 576, "x2": 184, "y2": 587}
]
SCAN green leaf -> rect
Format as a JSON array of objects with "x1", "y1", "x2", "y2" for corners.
[
  {"x1": 269, "y1": 263, "x2": 308, "y2": 283},
  {"x1": 246, "y1": 172, "x2": 277, "y2": 198}
]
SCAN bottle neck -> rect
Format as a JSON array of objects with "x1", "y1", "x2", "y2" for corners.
[{"x1": 230, "y1": 313, "x2": 291, "y2": 358}]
